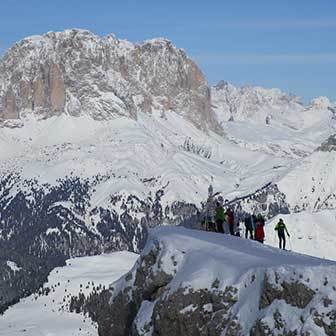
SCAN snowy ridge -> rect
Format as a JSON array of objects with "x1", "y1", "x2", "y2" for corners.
[
  {"x1": 78, "y1": 227, "x2": 336, "y2": 336},
  {"x1": 212, "y1": 81, "x2": 336, "y2": 158},
  {"x1": 212, "y1": 80, "x2": 334, "y2": 128}
]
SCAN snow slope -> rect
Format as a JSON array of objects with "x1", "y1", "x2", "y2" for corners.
[
  {"x1": 265, "y1": 210, "x2": 336, "y2": 260},
  {"x1": 88, "y1": 226, "x2": 336, "y2": 335},
  {"x1": 277, "y1": 150, "x2": 336, "y2": 212},
  {"x1": 0, "y1": 251, "x2": 138, "y2": 336},
  {"x1": 0, "y1": 111, "x2": 291, "y2": 208}
]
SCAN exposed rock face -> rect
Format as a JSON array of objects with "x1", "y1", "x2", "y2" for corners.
[
  {"x1": 49, "y1": 63, "x2": 66, "y2": 113},
  {"x1": 259, "y1": 275, "x2": 315, "y2": 309},
  {"x1": 0, "y1": 29, "x2": 221, "y2": 133},
  {"x1": 1, "y1": 89, "x2": 17, "y2": 119}
]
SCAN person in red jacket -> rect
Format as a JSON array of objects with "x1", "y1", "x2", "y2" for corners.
[
  {"x1": 226, "y1": 208, "x2": 235, "y2": 235},
  {"x1": 254, "y1": 214, "x2": 265, "y2": 243}
]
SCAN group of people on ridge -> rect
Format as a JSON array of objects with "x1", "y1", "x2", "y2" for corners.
[{"x1": 202, "y1": 197, "x2": 291, "y2": 250}]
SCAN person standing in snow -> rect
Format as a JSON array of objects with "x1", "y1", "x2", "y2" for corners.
[
  {"x1": 226, "y1": 208, "x2": 235, "y2": 235},
  {"x1": 203, "y1": 193, "x2": 216, "y2": 232},
  {"x1": 244, "y1": 215, "x2": 254, "y2": 239},
  {"x1": 215, "y1": 202, "x2": 225, "y2": 233},
  {"x1": 254, "y1": 214, "x2": 265, "y2": 243},
  {"x1": 275, "y1": 218, "x2": 290, "y2": 250}
]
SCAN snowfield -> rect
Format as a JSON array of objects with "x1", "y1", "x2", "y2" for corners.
[
  {"x1": 0, "y1": 112, "x2": 294, "y2": 209},
  {"x1": 0, "y1": 252, "x2": 139, "y2": 336}
]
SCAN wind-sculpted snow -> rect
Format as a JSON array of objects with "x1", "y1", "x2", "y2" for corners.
[{"x1": 73, "y1": 227, "x2": 336, "y2": 336}]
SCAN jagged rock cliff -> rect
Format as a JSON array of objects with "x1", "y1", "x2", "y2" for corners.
[
  {"x1": 0, "y1": 29, "x2": 220, "y2": 132},
  {"x1": 73, "y1": 227, "x2": 336, "y2": 336}
]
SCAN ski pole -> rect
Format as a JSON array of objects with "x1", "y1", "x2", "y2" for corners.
[{"x1": 288, "y1": 236, "x2": 293, "y2": 251}]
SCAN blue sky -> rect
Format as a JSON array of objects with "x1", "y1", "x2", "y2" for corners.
[{"x1": 1, "y1": 0, "x2": 335, "y2": 102}]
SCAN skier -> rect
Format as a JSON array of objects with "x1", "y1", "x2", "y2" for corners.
[
  {"x1": 214, "y1": 202, "x2": 225, "y2": 233},
  {"x1": 254, "y1": 214, "x2": 265, "y2": 243},
  {"x1": 275, "y1": 218, "x2": 290, "y2": 250},
  {"x1": 244, "y1": 215, "x2": 254, "y2": 239},
  {"x1": 226, "y1": 208, "x2": 235, "y2": 235}
]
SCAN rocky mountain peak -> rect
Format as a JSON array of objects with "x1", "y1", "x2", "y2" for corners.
[{"x1": 0, "y1": 29, "x2": 221, "y2": 133}]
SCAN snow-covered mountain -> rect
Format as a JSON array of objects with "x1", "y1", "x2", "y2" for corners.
[
  {"x1": 0, "y1": 29, "x2": 220, "y2": 133},
  {"x1": 73, "y1": 227, "x2": 336, "y2": 336},
  {"x1": 212, "y1": 80, "x2": 335, "y2": 129},
  {"x1": 212, "y1": 81, "x2": 336, "y2": 157},
  {"x1": 0, "y1": 29, "x2": 336, "y2": 320},
  {"x1": 277, "y1": 134, "x2": 336, "y2": 212}
]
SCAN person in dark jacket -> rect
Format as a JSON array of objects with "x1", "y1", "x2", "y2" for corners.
[
  {"x1": 275, "y1": 218, "x2": 290, "y2": 249},
  {"x1": 214, "y1": 202, "x2": 225, "y2": 233},
  {"x1": 244, "y1": 215, "x2": 254, "y2": 239}
]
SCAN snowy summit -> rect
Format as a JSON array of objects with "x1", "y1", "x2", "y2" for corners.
[{"x1": 76, "y1": 227, "x2": 336, "y2": 336}]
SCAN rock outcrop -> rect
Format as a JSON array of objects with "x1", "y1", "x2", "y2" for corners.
[
  {"x1": 72, "y1": 227, "x2": 336, "y2": 336},
  {"x1": 317, "y1": 134, "x2": 336, "y2": 152},
  {"x1": 0, "y1": 29, "x2": 221, "y2": 133}
]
